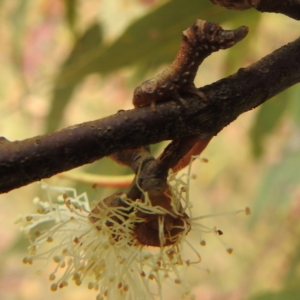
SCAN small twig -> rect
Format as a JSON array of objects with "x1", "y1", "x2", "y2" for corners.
[
  {"x1": 133, "y1": 20, "x2": 248, "y2": 110},
  {"x1": 211, "y1": 0, "x2": 300, "y2": 20},
  {"x1": 1, "y1": 18, "x2": 300, "y2": 193},
  {"x1": 157, "y1": 136, "x2": 211, "y2": 172}
]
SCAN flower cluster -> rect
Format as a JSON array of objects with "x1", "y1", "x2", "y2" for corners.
[{"x1": 16, "y1": 162, "x2": 250, "y2": 300}]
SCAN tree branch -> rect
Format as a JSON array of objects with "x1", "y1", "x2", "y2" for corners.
[
  {"x1": 1, "y1": 33, "x2": 300, "y2": 194},
  {"x1": 211, "y1": 0, "x2": 300, "y2": 20}
]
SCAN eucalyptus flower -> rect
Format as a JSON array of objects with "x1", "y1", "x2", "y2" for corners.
[{"x1": 16, "y1": 161, "x2": 250, "y2": 300}]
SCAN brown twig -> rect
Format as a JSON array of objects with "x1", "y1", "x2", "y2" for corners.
[
  {"x1": 211, "y1": 0, "x2": 300, "y2": 20},
  {"x1": 1, "y1": 34, "x2": 300, "y2": 193},
  {"x1": 1, "y1": 0, "x2": 300, "y2": 194}
]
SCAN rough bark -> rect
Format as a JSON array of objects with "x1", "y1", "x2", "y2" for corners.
[
  {"x1": 1, "y1": 33, "x2": 300, "y2": 193},
  {"x1": 211, "y1": 0, "x2": 300, "y2": 20}
]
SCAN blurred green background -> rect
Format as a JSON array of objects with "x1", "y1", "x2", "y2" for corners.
[{"x1": 0, "y1": 0, "x2": 300, "y2": 299}]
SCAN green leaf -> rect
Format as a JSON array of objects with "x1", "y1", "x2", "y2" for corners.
[
  {"x1": 287, "y1": 85, "x2": 300, "y2": 126},
  {"x1": 223, "y1": 12, "x2": 262, "y2": 76},
  {"x1": 250, "y1": 150, "x2": 300, "y2": 224},
  {"x1": 48, "y1": 0, "x2": 258, "y2": 130},
  {"x1": 284, "y1": 239, "x2": 300, "y2": 286},
  {"x1": 46, "y1": 22, "x2": 103, "y2": 132},
  {"x1": 76, "y1": 0, "x2": 258, "y2": 77},
  {"x1": 10, "y1": 0, "x2": 30, "y2": 84},
  {"x1": 250, "y1": 286, "x2": 300, "y2": 300},
  {"x1": 64, "y1": 0, "x2": 78, "y2": 37},
  {"x1": 249, "y1": 90, "x2": 290, "y2": 158}
]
